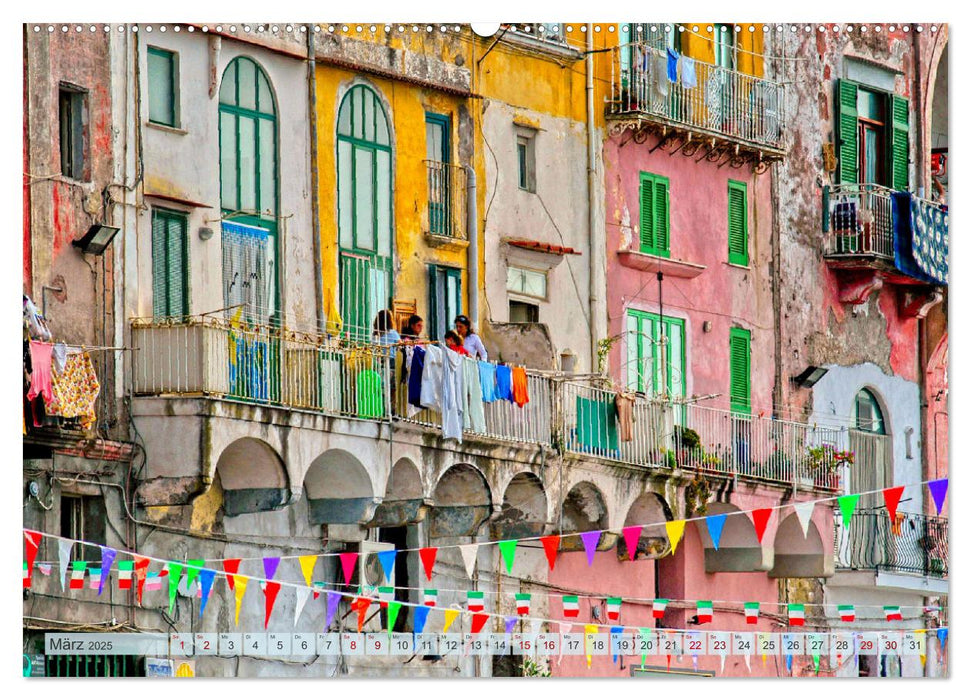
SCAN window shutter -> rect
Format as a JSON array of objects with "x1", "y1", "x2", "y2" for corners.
[
  {"x1": 639, "y1": 174, "x2": 655, "y2": 252},
  {"x1": 836, "y1": 79, "x2": 859, "y2": 184},
  {"x1": 152, "y1": 213, "x2": 168, "y2": 318},
  {"x1": 653, "y1": 178, "x2": 670, "y2": 256},
  {"x1": 166, "y1": 215, "x2": 188, "y2": 317},
  {"x1": 427, "y1": 266, "x2": 440, "y2": 341},
  {"x1": 727, "y1": 181, "x2": 748, "y2": 265},
  {"x1": 890, "y1": 95, "x2": 910, "y2": 191},
  {"x1": 729, "y1": 328, "x2": 751, "y2": 414}
]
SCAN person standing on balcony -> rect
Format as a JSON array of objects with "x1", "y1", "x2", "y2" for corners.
[
  {"x1": 454, "y1": 315, "x2": 488, "y2": 361},
  {"x1": 401, "y1": 314, "x2": 424, "y2": 342},
  {"x1": 372, "y1": 310, "x2": 401, "y2": 347},
  {"x1": 444, "y1": 330, "x2": 470, "y2": 356}
]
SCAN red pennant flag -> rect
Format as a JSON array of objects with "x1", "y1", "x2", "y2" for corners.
[
  {"x1": 354, "y1": 597, "x2": 370, "y2": 632},
  {"x1": 471, "y1": 613, "x2": 490, "y2": 634},
  {"x1": 264, "y1": 581, "x2": 281, "y2": 629},
  {"x1": 133, "y1": 557, "x2": 150, "y2": 605},
  {"x1": 883, "y1": 486, "x2": 905, "y2": 524},
  {"x1": 751, "y1": 509, "x2": 772, "y2": 544},
  {"x1": 540, "y1": 535, "x2": 560, "y2": 571},
  {"x1": 419, "y1": 547, "x2": 438, "y2": 581},
  {"x1": 223, "y1": 559, "x2": 241, "y2": 592},
  {"x1": 23, "y1": 531, "x2": 42, "y2": 588},
  {"x1": 339, "y1": 552, "x2": 358, "y2": 586}
]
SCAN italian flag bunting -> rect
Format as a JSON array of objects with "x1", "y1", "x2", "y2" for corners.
[
  {"x1": 885, "y1": 606, "x2": 903, "y2": 622},
  {"x1": 23, "y1": 562, "x2": 29, "y2": 588},
  {"x1": 515, "y1": 593, "x2": 531, "y2": 616},
  {"x1": 606, "y1": 597, "x2": 622, "y2": 621},
  {"x1": 87, "y1": 568, "x2": 102, "y2": 590},
  {"x1": 788, "y1": 603, "x2": 806, "y2": 626},
  {"x1": 744, "y1": 602, "x2": 759, "y2": 624},
  {"x1": 69, "y1": 561, "x2": 87, "y2": 590},
  {"x1": 117, "y1": 561, "x2": 134, "y2": 590},
  {"x1": 562, "y1": 595, "x2": 579, "y2": 618},
  {"x1": 423, "y1": 589, "x2": 438, "y2": 607},
  {"x1": 467, "y1": 590, "x2": 485, "y2": 612},
  {"x1": 696, "y1": 601, "x2": 713, "y2": 624},
  {"x1": 377, "y1": 586, "x2": 394, "y2": 608},
  {"x1": 838, "y1": 605, "x2": 855, "y2": 622},
  {"x1": 652, "y1": 599, "x2": 668, "y2": 619}
]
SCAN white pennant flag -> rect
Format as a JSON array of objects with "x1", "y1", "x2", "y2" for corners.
[
  {"x1": 558, "y1": 623, "x2": 571, "y2": 665},
  {"x1": 458, "y1": 544, "x2": 478, "y2": 579},
  {"x1": 794, "y1": 502, "x2": 815, "y2": 538},
  {"x1": 293, "y1": 586, "x2": 311, "y2": 626},
  {"x1": 720, "y1": 654, "x2": 726, "y2": 673},
  {"x1": 743, "y1": 653, "x2": 751, "y2": 672},
  {"x1": 58, "y1": 540, "x2": 73, "y2": 592}
]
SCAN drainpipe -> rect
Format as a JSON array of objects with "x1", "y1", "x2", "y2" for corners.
[
  {"x1": 586, "y1": 24, "x2": 604, "y2": 373},
  {"x1": 466, "y1": 165, "x2": 479, "y2": 328},
  {"x1": 307, "y1": 26, "x2": 324, "y2": 332}
]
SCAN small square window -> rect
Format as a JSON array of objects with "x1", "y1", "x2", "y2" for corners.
[
  {"x1": 509, "y1": 300, "x2": 539, "y2": 323},
  {"x1": 516, "y1": 133, "x2": 536, "y2": 193},
  {"x1": 58, "y1": 85, "x2": 87, "y2": 180},
  {"x1": 148, "y1": 47, "x2": 179, "y2": 127},
  {"x1": 506, "y1": 265, "x2": 547, "y2": 299}
]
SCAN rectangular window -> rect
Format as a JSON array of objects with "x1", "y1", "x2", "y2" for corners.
[
  {"x1": 729, "y1": 327, "x2": 752, "y2": 414},
  {"x1": 727, "y1": 180, "x2": 749, "y2": 265},
  {"x1": 148, "y1": 47, "x2": 178, "y2": 127},
  {"x1": 58, "y1": 86, "x2": 87, "y2": 180},
  {"x1": 506, "y1": 266, "x2": 548, "y2": 299},
  {"x1": 60, "y1": 494, "x2": 106, "y2": 563},
  {"x1": 426, "y1": 114, "x2": 452, "y2": 235},
  {"x1": 428, "y1": 265, "x2": 463, "y2": 341},
  {"x1": 836, "y1": 79, "x2": 910, "y2": 189},
  {"x1": 638, "y1": 172, "x2": 671, "y2": 257},
  {"x1": 151, "y1": 208, "x2": 189, "y2": 319},
  {"x1": 509, "y1": 300, "x2": 540, "y2": 323},
  {"x1": 626, "y1": 309, "x2": 686, "y2": 402},
  {"x1": 516, "y1": 134, "x2": 536, "y2": 193}
]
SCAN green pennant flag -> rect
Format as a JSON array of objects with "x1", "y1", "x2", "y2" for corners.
[
  {"x1": 838, "y1": 494, "x2": 860, "y2": 525},
  {"x1": 387, "y1": 601, "x2": 401, "y2": 635},
  {"x1": 498, "y1": 540, "x2": 518, "y2": 574},
  {"x1": 813, "y1": 653, "x2": 820, "y2": 675},
  {"x1": 184, "y1": 559, "x2": 205, "y2": 588},
  {"x1": 640, "y1": 627, "x2": 650, "y2": 667},
  {"x1": 167, "y1": 562, "x2": 184, "y2": 614}
]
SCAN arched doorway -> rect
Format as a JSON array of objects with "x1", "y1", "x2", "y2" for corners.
[
  {"x1": 428, "y1": 464, "x2": 492, "y2": 537},
  {"x1": 213, "y1": 438, "x2": 289, "y2": 516},
  {"x1": 492, "y1": 472, "x2": 548, "y2": 540},
  {"x1": 304, "y1": 449, "x2": 375, "y2": 525}
]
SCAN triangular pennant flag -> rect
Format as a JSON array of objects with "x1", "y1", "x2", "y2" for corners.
[
  {"x1": 134, "y1": 556, "x2": 149, "y2": 605},
  {"x1": 419, "y1": 548, "x2": 438, "y2": 581},
  {"x1": 622, "y1": 525, "x2": 642, "y2": 561},
  {"x1": 413, "y1": 605, "x2": 430, "y2": 635},
  {"x1": 558, "y1": 623, "x2": 571, "y2": 666},
  {"x1": 339, "y1": 552, "x2": 358, "y2": 586},
  {"x1": 745, "y1": 602, "x2": 759, "y2": 624},
  {"x1": 639, "y1": 627, "x2": 651, "y2": 668},
  {"x1": 562, "y1": 595, "x2": 579, "y2": 618},
  {"x1": 793, "y1": 502, "x2": 815, "y2": 537},
  {"x1": 540, "y1": 535, "x2": 559, "y2": 571},
  {"x1": 23, "y1": 531, "x2": 41, "y2": 588},
  {"x1": 387, "y1": 600, "x2": 402, "y2": 634},
  {"x1": 785, "y1": 653, "x2": 793, "y2": 674},
  {"x1": 353, "y1": 597, "x2": 369, "y2": 632},
  {"x1": 325, "y1": 591, "x2": 342, "y2": 629},
  {"x1": 167, "y1": 562, "x2": 184, "y2": 614},
  {"x1": 838, "y1": 494, "x2": 860, "y2": 525},
  {"x1": 498, "y1": 540, "x2": 518, "y2": 574},
  {"x1": 184, "y1": 559, "x2": 205, "y2": 589},
  {"x1": 442, "y1": 609, "x2": 459, "y2": 633},
  {"x1": 223, "y1": 559, "x2": 241, "y2": 592},
  {"x1": 198, "y1": 569, "x2": 216, "y2": 617},
  {"x1": 262, "y1": 557, "x2": 280, "y2": 581},
  {"x1": 233, "y1": 575, "x2": 248, "y2": 626},
  {"x1": 928, "y1": 479, "x2": 948, "y2": 515},
  {"x1": 706, "y1": 514, "x2": 727, "y2": 551},
  {"x1": 293, "y1": 586, "x2": 310, "y2": 626},
  {"x1": 98, "y1": 547, "x2": 116, "y2": 596},
  {"x1": 611, "y1": 626, "x2": 624, "y2": 663},
  {"x1": 471, "y1": 613, "x2": 489, "y2": 634},
  {"x1": 458, "y1": 544, "x2": 478, "y2": 579},
  {"x1": 298, "y1": 555, "x2": 317, "y2": 587},
  {"x1": 666, "y1": 520, "x2": 685, "y2": 555},
  {"x1": 813, "y1": 653, "x2": 820, "y2": 675},
  {"x1": 376, "y1": 550, "x2": 396, "y2": 583},
  {"x1": 515, "y1": 593, "x2": 531, "y2": 616},
  {"x1": 505, "y1": 616, "x2": 518, "y2": 634},
  {"x1": 264, "y1": 582, "x2": 281, "y2": 629},
  {"x1": 38, "y1": 563, "x2": 52, "y2": 576},
  {"x1": 883, "y1": 486, "x2": 905, "y2": 523},
  {"x1": 580, "y1": 531, "x2": 600, "y2": 566},
  {"x1": 584, "y1": 625, "x2": 598, "y2": 669},
  {"x1": 751, "y1": 509, "x2": 772, "y2": 544},
  {"x1": 58, "y1": 540, "x2": 73, "y2": 592}
]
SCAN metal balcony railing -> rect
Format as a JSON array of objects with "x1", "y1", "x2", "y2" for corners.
[
  {"x1": 424, "y1": 160, "x2": 468, "y2": 241},
  {"x1": 606, "y1": 42, "x2": 785, "y2": 151},
  {"x1": 824, "y1": 183, "x2": 895, "y2": 258},
  {"x1": 836, "y1": 510, "x2": 948, "y2": 578}
]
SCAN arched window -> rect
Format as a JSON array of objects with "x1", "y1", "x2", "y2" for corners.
[
  {"x1": 218, "y1": 57, "x2": 278, "y2": 322},
  {"x1": 336, "y1": 84, "x2": 393, "y2": 341},
  {"x1": 855, "y1": 388, "x2": 886, "y2": 434}
]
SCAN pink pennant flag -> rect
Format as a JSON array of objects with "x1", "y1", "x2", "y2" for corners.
[
  {"x1": 622, "y1": 526, "x2": 642, "y2": 561},
  {"x1": 339, "y1": 552, "x2": 358, "y2": 586}
]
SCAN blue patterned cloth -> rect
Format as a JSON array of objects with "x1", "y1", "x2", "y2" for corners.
[{"x1": 891, "y1": 192, "x2": 948, "y2": 286}]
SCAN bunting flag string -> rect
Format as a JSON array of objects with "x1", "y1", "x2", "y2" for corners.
[
  {"x1": 540, "y1": 535, "x2": 559, "y2": 571},
  {"x1": 665, "y1": 520, "x2": 685, "y2": 554},
  {"x1": 706, "y1": 515, "x2": 727, "y2": 550},
  {"x1": 458, "y1": 544, "x2": 478, "y2": 578},
  {"x1": 580, "y1": 532, "x2": 599, "y2": 566},
  {"x1": 621, "y1": 526, "x2": 641, "y2": 561},
  {"x1": 745, "y1": 602, "x2": 759, "y2": 624},
  {"x1": 298, "y1": 555, "x2": 318, "y2": 588},
  {"x1": 498, "y1": 540, "x2": 517, "y2": 574},
  {"x1": 98, "y1": 546, "x2": 117, "y2": 595},
  {"x1": 419, "y1": 548, "x2": 438, "y2": 581},
  {"x1": 751, "y1": 509, "x2": 772, "y2": 544},
  {"x1": 23, "y1": 530, "x2": 41, "y2": 589}
]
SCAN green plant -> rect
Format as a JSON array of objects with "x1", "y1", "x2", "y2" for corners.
[
  {"x1": 596, "y1": 336, "x2": 621, "y2": 375},
  {"x1": 522, "y1": 657, "x2": 551, "y2": 677},
  {"x1": 674, "y1": 425, "x2": 702, "y2": 451},
  {"x1": 685, "y1": 471, "x2": 711, "y2": 516},
  {"x1": 807, "y1": 444, "x2": 854, "y2": 476}
]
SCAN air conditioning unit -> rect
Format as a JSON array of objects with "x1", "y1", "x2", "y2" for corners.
[{"x1": 357, "y1": 540, "x2": 395, "y2": 633}]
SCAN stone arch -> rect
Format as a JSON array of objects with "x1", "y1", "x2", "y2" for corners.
[
  {"x1": 370, "y1": 457, "x2": 426, "y2": 527},
  {"x1": 429, "y1": 464, "x2": 493, "y2": 537},
  {"x1": 694, "y1": 502, "x2": 766, "y2": 572},
  {"x1": 769, "y1": 512, "x2": 832, "y2": 578},
  {"x1": 492, "y1": 472, "x2": 548, "y2": 540},
  {"x1": 560, "y1": 481, "x2": 613, "y2": 552},
  {"x1": 618, "y1": 491, "x2": 672, "y2": 560},
  {"x1": 304, "y1": 449, "x2": 376, "y2": 525},
  {"x1": 214, "y1": 438, "x2": 290, "y2": 516}
]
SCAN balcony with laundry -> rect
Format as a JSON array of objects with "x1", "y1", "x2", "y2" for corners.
[{"x1": 606, "y1": 25, "x2": 786, "y2": 164}]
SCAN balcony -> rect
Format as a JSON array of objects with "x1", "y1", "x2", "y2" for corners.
[
  {"x1": 824, "y1": 184, "x2": 895, "y2": 261},
  {"x1": 836, "y1": 510, "x2": 948, "y2": 579},
  {"x1": 606, "y1": 42, "x2": 786, "y2": 161},
  {"x1": 423, "y1": 160, "x2": 468, "y2": 249}
]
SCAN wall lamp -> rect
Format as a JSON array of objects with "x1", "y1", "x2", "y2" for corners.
[
  {"x1": 72, "y1": 224, "x2": 120, "y2": 256},
  {"x1": 791, "y1": 366, "x2": 828, "y2": 388}
]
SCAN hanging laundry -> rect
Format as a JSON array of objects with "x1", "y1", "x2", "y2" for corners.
[
  {"x1": 407, "y1": 346, "x2": 426, "y2": 411},
  {"x1": 652, "y1": 53, "x2": 670, "y2": 102},
  {"x1": 52, "y1": 343, "x2": 68, "y2": 374},
  {"x1": 681, "y1": 56, "x2": 697, "y2": 89},
  {"x1": 48, "y1": 351, "x2": 101, "y2": 430},
  {"x1": 511, "y1": 367, "x2": 530, "y2": 408},
  {"x1": 23, "y1": 295, "x2": 52, "y2": 342},
  {"x1": 615, "y1": 392, "x2": 635, "y2": 442},
  {"x1": 441, "y1": 348, "x2": 465, "y2": 442},
  {"x1": 666, "y1": 48, "x2": 679, "y2": 83},
  {"x1": 356, "y1": 369, "x2": 383, "y2": 419},
  {"x1": 496, "y1": 364, "x2": 514, "y2": 402},
  {"x1": 478, "y1": 361, "x2": 498, "y2": 403},
  {"x1": 26, "y1": 341, "x2": 54, "y2": 405},
  {"x1": 462, "y1": 357, "x2": 486, "y2": 433},
  {"x1": 420, "y1": 344, "x2": 444, "y2": 411},
  {"x1": 575, "y1": 395, "x2": 619, "y2": 453}
]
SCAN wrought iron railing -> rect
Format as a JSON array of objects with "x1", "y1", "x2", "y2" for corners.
[
  {"x1": 824, "y1": 183, "x2": 895, "y2": 258},
  {"x1": 606, "y1": 42, "x2": 785, "y2": 150},
  {"x1": 424, "y1": 160, "x2": 468, "y2": 240},
  {"x1": 836, "y1": 510, "x2": 948, "y2": 578}
]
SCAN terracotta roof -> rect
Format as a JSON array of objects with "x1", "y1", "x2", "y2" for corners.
[{"x1": 505, "y1": 239, "x2": 582, "y2": 256}]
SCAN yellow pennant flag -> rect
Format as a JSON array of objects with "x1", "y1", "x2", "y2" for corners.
[
  {"x1": 298, "y1": 556, "x2": 317, "y2": 588},
  {"x1": 666, "y1": 520, "x2": 686, "y2": 555},
  {"x1": 234, "y1": 575, "x2": 248, "y2": 626},
  {"x1": 442, "y1": 609, "x2": 459, "y2": 633},
  {"x1": 584, "y1": 625, "x2": 599, "y2": 669}
]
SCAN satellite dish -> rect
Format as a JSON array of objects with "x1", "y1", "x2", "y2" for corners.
[{"x1": 471, "y1": 24, "x2": 502, "y2": 37}]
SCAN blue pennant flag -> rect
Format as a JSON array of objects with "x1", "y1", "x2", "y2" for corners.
[
  {"x1": 706, "y1": 514, "x2": 727, "y2": 551},
  {"x1": 413, "y1": 605, "x2": 430, "y2": 637},
  {"x1": 198, "y1": 569, "x2": 216, "y2": 617},
  {"x1": 611, "y1": 626, "x2": 624, "y2": 663},
  {"x1": 377, "y1": 550, "x2": 397, "y2": 584}
]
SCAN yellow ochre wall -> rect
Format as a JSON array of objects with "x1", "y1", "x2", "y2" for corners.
[{"x1": 679, "y1": 23, "x2": 765, "y2": 77}]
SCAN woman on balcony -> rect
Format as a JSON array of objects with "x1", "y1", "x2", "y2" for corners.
[{"x1": 454, "y1": 315, "x2": 488, "y2": 361}]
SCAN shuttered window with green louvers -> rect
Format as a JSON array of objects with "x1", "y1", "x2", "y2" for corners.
[
  {"x1": 639, "y1": 171, "x2": 670, "y2": 257},
  {"x1": 836, "y1": 79, "x2": 859, "y2": 184},
  {"x1": 729, "y1": 327, "x2": 751, "y2": 415},
  {"x1": 890, "y1": 94, "x2": 910, "y2": 191},
  {"x1": 836, "y1": 78, "x2": 910, "y2": 190},
  {"x1": 152, "y1": 208, "x2": 189, "y2": 319},
  {"x1": 727, "y1": 180, "x2": 748, "y2": 266}
]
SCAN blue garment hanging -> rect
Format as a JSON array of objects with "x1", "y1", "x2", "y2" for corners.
[{"x1": 666, "y1": 48, "x2": 679, "y2": 83}]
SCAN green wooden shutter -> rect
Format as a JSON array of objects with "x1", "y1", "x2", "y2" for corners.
[
  {"x1": 727, "y1": 180, "x2": 748, "y2": 265},
  {"x1": 152, "y1": 210, "x2": 188, "y2": 318},
  {"x1": 152, "y1": 212, "x2": 167, "y2": 318},
  {"x1": 890, "y1": 95, "x2": 910, "y2": 191},
  {"x1": 729, "y1": 328, "x2": 751, "y2": 415},
  {"x1": 653, "y1": 177, "x2": 670, "y2": 257},
  {"x1": 836, "y1": 79, "x2": 859, "y2": 184},
  {"x1": 639, "y1": 173, "x2": 655, "y2": 253}
]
